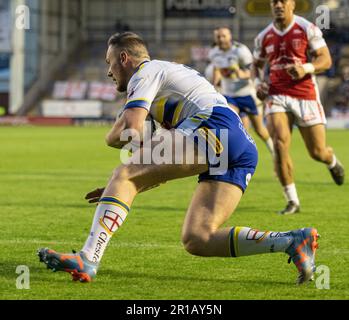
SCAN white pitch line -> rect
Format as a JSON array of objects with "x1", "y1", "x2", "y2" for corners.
[
  {"x1": 0, "y1": 239, "x2": 345, "y2": 254},
  {"x1": 0, "y1": 239, "x2": 181, "y2": 249},
  {"x1": 0, "y1": 175, "x2": 103, "y2": 182}
]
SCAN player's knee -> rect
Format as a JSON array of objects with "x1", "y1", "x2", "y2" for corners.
[{"x1": 182, "y1": 232, "x2": 209, "y2": 256}]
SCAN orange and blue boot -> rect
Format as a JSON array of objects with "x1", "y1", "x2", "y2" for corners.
[
  {"x1": 37, "y1": 248, "x2": 98, "y2": 282},
  {"x1": 286, "y1": 228, "x2": 320, "y2": 285}
]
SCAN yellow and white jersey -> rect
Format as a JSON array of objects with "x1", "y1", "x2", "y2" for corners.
[
  {"x1": 124, "y1": 60, "x2": 229, "y2": 128},
  {"x1": 209, "y1": 42, "x2": 255, "y2": 97}
]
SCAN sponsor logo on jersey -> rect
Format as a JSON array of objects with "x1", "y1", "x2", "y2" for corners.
[
  {"x1": 266, "y1": 45, "x2": 274, "y2": 54},
  {"x1": 292, "y1": 39, "x2": 302, "y2": 50}
]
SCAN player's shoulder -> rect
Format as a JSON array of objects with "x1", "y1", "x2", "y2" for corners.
[
  {"x1": 128, "y1": 60, "x2": 164, "y2": 88},
  {"x1": 255, "y1": 22, "x2": 274, "y2": 42},
  {"x1": 208, "y1": 46, "x2": 220, "y2": 60},
  {"x1": 294, "y1": 15, "x2": 313, "y2": 30},
  {"x1": 233, "y1": 41, "x2": 251, "y2": 53},
  {"x1": 139, "y1": 59, "x2": 163, "y2": 73},
  {"x1": 131, "y1": 60, "x2": 164, "y2": 79},
  {"x1": 294, "y1": 15, "x2": 322, "y2": 34}
]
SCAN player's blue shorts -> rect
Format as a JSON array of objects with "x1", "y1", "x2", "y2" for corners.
[
  {"x1": 225, "y1": 95, "x2": 259, "y2": 116},
  {"x1": 175, "y1": 106, "x2": 258, "y2": 192}
]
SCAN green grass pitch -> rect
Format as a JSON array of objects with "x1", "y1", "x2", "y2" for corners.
[{"x1": 0, "y1": 126, "x2": 348, "y2": 300}]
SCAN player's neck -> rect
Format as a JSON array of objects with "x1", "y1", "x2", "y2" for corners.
[
  {"x1": 221, "y1": 43, "x2": 232, "y2": 52},
  {"x1": 129, "y1": 59, "x2": 150, "y2": 78},
  {"x1": 274, "y1": 15, "x2": 294, "y2": 31}
]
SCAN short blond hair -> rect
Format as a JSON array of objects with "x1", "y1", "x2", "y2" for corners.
[{"x1": 108, "y1": 32, "x2": 150, "y2": 59}]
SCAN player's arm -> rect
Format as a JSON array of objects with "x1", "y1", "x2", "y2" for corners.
[
  {"x1": 105, "y1": 107, "x2": 148, "y2": 149},
  {"x1": 106, "y1": 67, "x2": 161, "y2": 148},
  {"x1": 212, "y1": 66, "x2": 222, "y2": 88},
  {"x1": 286, "y1": 24, "x2": 332, "y2": 80},
  {"x1": 286, "y1": 46, "x2": 332, "y2": 80},
  {"x1": 236, "y1": 67, "x2": 251, "y2": 80},
  {"x1": 85, "y1": 181, "x2": 162, "y2": 203},
  {"x1": 236, "y1": 45, "x2": 253, "y2": 80},
  {"x1": 252, "y1": 58, "x2": 269, "y2": 101},
  {"x1": 252, "y1": 59, "x2": 265, "y2": 80},
  {"x1": 309, "y1": 46, "x2": 332, "y2": 73},
  {"x1": 252, "y1": 35, "x2": 269, "y2": 101}
]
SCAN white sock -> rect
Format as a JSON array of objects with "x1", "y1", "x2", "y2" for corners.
[
  {"x1": 265, "y1": 137, "x2": 275, "y2": 156},
  {"x1": 81, "y1": 196, "x2": 129, "y2": 263},
  {"x1": 283, "y1": 183, "x2": 300, "y2": 205},
  {"x1": 327, "y1": 154, "x2": 337, "y2": 169},
  {"x1": 230, "y1": 227, "x2": 293, "y2": 256}
]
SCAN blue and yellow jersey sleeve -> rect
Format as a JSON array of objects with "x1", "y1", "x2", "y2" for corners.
[
  {"x1": 124, "y1": 98, "x2": 151, "y2": 110},
  {"x1": 124, "y1": 63, "x2": 164, "y2": 112}
]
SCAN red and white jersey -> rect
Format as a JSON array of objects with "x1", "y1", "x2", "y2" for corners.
[{"x1": 254, "y1": 15, "x2": 327, "y2": 100}]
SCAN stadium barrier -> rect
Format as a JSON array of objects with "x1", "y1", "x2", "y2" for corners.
[
  {"x1": 1, "y1": 115, "x2": 348, "y2": 129},
  {"x1": 0, "y1": 116, "x2": 117, "y2": 126}
]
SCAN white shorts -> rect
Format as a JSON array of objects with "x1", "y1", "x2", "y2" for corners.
[{"x1": 265, "y1": 95, "x2": 327, "y2": 127}]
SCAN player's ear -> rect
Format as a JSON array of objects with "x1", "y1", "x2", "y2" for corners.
[{"x1": 119, "y1": 50, "x2": 128, "y2": 66}]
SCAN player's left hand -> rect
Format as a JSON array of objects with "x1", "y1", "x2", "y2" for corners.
[
  {"x1": 84, "y1": 183, "x2": 163, "y2": 204},
  {"x1": 285, "y1": 63, "x2": 307, "y2": 80},
  {"x1": 85, "y1": 187, "x2": 105, "y2": 203}
]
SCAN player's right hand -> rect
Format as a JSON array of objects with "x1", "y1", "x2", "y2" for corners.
[
  {"x1": 85, "y1": 187, "x2": 105, "y2": 203},
  {"x1": 256, "y1": 83, "x2": 269, "y2": 101}
]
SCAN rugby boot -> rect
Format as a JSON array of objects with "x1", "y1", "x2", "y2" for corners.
[
  {"x1": 329, "y1": 159, "x2": 345, "y2": 185},
  {"x1": 37, "y1": 248, "x2": 98, "y2": 282},
  {"x1": 278, "y1": 201, "x2": 300, "y2": 215},
  {"x1": 286, "y1": 228, "x2": 320, "y2": 285}
]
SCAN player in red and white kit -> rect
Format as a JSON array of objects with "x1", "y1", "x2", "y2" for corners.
[{"x1": 253, "y1": 0, "x2": 345, "y2": 215}]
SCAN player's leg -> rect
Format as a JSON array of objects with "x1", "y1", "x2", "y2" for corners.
[
  {"x1": 83, "y1": 129, "x2": 209, "y2": 256},
  {"x1": 181, "y1": 180, "x2": 319, "y2": 284},
  {"x1": 248, "y1": 113, "x2": 274, "y2": 156},
  {"x1": 38, "y1": 131, "x2": 209, "y2": 281},
  {"x1": 229, "y1": 104, "x2": 251, "y2": 132},
  {"x1": 240, "y1": 112, "x2": 250, "y2": 131},
  {"x1": 267, "y1": 111, "x2": 300, "y2": 214},
  {"x1": 182, "y1": 180, "x2": 242, "y2": 257},
  {"x1": 298, "y1": 124, "x2": 344, "y2": 185},
  {"x1": 236, "y1": 95, "x2": 274, "y2": 155}
]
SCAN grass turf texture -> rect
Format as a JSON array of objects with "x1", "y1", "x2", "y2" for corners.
[{"x1": 0, "y1": 126, "x2": 348, "y2": 300}]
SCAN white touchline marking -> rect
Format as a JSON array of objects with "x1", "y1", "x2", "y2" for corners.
[
  {"x1": 0, "y1": 239, "x2": 182, "y2": 249},
  {"x1": 0, "y1": 175, "x2": 104, "y2": 182}
]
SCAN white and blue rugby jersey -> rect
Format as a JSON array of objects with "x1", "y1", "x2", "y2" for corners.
[
  {"x1": 209, "y1": 42, "x2": 256, "y2": 98},
  {"x1": 124, "y1": 60, "x2": 229, "y2": 128}
]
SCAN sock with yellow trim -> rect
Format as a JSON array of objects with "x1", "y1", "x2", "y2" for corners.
[
  {"x1": 229, "y1": 227, "x2": 293, "y2": 257},
  {"x1": 81, "y1": 196, "x2": 129, "y2": 263}
]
